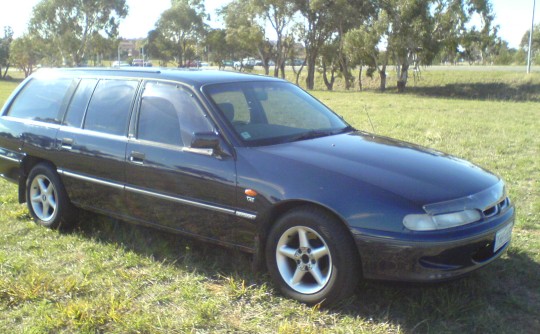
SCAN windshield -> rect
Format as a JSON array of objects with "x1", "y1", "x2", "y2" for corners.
[{"x1": 204, "y1": 81, "x2": 351, "y2": 146}]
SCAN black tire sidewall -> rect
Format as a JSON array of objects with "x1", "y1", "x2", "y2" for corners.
[
  {"x1": 26, "y1": 163, "x2": 71, "y2": 229},
  {"x1": 266, "y1": 207, "x2": 360, "y2": 305}
]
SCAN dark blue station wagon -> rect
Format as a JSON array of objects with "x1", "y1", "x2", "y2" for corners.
[{"x1": 0, "y1": 68, "x2": 514, "y2": 305}]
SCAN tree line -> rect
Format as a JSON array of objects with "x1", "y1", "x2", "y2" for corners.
[{"x1": 0, "y1": 0, "x2": 536, "y2": 92}]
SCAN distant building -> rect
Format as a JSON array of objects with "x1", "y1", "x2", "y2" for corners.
[{"x1": 118, "y1": 39, "x2": 144, "y2": 58}]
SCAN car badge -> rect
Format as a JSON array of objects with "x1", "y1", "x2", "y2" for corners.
[{"x1": 245, "y1": 189, "x2": 257, "y2": 203}]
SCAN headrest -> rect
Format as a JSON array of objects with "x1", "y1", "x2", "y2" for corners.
[{"x1": 218, "y1": 102, "x2": 234, "y2": 122}]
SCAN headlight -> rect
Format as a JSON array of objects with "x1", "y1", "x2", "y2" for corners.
[{"x1": 403, "y1": 209, "x2": 482, "y2": 231}]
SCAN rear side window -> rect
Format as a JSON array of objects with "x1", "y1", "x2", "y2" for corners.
[
  {"x1": 6, "y1": 77, "x2": 73, "y2": 124},
  {"x1": 63, "y1": 78, "x2": 98, "y2": 128},
  {"x1": 83, "y1": 79, "x2": 138, "y2": 136}
]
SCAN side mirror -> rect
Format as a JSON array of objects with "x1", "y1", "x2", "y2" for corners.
[{"x1": 190, "y1": 132, "x2": 220, "y2": 150}]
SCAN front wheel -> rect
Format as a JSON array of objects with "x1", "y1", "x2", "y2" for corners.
[
  {"x1": 266, "y1": 206, "x2": 360, "y2": 306},
  {"x1": 26, "y1": 163, "x2": 74, "y2": 229}
]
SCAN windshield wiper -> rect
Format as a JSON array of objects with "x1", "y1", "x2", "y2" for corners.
[
  {"x1": 336, "y1": 125, "x2": 355, "y2": 134},
  {"x1": 288, "y1": 130, "x2": 332, "y2": 142},
  {"x1": 287, "y1": 126, "x2": 356, "y2": 143}
]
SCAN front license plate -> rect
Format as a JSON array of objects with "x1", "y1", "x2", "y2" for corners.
[{"x1": 494, "y1": 223, "x2": 513, "y2": 252}]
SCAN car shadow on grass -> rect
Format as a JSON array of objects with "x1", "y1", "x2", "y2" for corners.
[
  {"x1": 339, "y1": 248, "x2": 540, "y2": 333},
  {"x1": 68, "y1": 212, "x2": 255, "y2": 278},
  {"x1": 404, "y1": 83, "x2": 540, "y2": 102},
  {"x1": 66, "y1": 213, "x2": 540, "y2": 333}
]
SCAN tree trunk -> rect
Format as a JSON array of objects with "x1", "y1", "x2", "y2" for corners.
[
  {"x1": 257, "y1": 49, "x2": 270, "y2": 75},
  {"x1": 379, "y1": 64, "x2": 387, "y2": 92},
  {"x1": 322, "y1": 62, "x2": 335, "y2": 91},
  {"x1": 295, "y1": 58, "x2": 306, "y2": 86},
  {"x1": 397, "y1": 63, "x2": 409, "y2": 93},
  {"x1": 396, "y1": 80, "x2": 406, "y2": 92},
  {"x1": 344, "y1": 72, "x2": 353, "y2": 90},
  {"x1": 305, "y1": 52, "x2": 317, "y2": 90},
  {"x1": 177, "y1": 48, "x2": 182, "y2": 67},
  {"x1": 340, "y1": 55, "x2": 353, "y2": 90},
  {"x1": 274, "y1": 32, "x2": 283, "y2": 78},
  {"x1": 73, "y1": 50, "x2": 83, "y2": 67},
  {"x1": 358, "y1": 66, "x2": 363, "y2": 91},
  {"x1": 337, "y1": 22, "x2": 352, "y2": 90}
]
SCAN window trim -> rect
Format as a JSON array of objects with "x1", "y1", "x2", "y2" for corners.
[
  {"x1": 81, "y1": 78, "x2": 142, "y2": 137},
  {"x1": 61, "y1": 78, "x2": 99, "y2": 128}
]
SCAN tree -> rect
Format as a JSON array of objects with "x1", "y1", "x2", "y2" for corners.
[
  {"x1": 206, "y1": 29, "x2": 233, "y2": 68},
  {"x1": 155, "y1": 0, "x2": 206, "y2": 67},
  {"x1": 319, "y1": 38, "x2": 339, "y2": 90},
  {"x1": 520, "y1": 23, "x2": 540, "y2": 65},
  {"x1": 287, "y1": 22, "x2": 308, "y2": 86},
  {"x1": 328, "y1": 0, "x2": 375, "y2": 90},
  {"x1": 458, "y1": 10, "x2": 498, "y2": 65},
  {"x1": 221, "y1": 0, "x2": 274, "y2": 74},
  {"x1": 87, "y1": 32, "x2": 117, "y2": 65},
  {"x1": 358, "y1": 0, "x2": 496, "y2": 92},
  {"x1": 491, "y1": 39, "x2": 517, "y2": 65},
  {"x1": 29, "y1": 0, "x2": 127, "y2": 66},
  {"x1": 10, "y1": 35, "x2": 43, "y2": 78},
  {"x1": 293, "y1": 0, "x2": 337, "y2": 90},
  {"x1": 345, "y1": 24, "x2": 389, "y2": 91},
  {"x1": 0, "y1": 26, "x2": 13, "y2": 79},
  {"x1": 251, "y1": 0, "x2": 297, "y2": 78},
  {"x1": 460, "y1": 29, "x2": 489, "y2": 64},
  {"x1": 146, "y1": 29, "x2": 174, "y2": 66}
]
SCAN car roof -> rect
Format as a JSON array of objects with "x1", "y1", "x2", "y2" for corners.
[{"x1": 31, "y1": 67, "x2": 285, "y2": 87}]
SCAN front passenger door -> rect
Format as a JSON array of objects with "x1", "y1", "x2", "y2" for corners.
[{"x1": 124, "y1": 81, "x2": 244, "y2": 246}]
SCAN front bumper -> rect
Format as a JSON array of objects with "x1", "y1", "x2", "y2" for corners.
[{"x1": 352, "y1": 205, "x2": 515, "y2": 282}]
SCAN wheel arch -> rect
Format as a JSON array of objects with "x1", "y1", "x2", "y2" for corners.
[
  {"x1": 18, "y1": 156, "x2": 56, "y2": 203},
  {"x1": 252, "y1": 199, "x2": 358, "y2": 272}
]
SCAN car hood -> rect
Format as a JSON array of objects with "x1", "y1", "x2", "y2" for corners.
[{"x1": 253, "y1": 131, "x2": 500, "y2": 206}]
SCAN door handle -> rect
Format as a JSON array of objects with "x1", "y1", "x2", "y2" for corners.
[
  {"x1": 60, "y1": 138, "x2": 73, "y2": 150},
  {"x1": 129, "y1": 151, "x2": 145, "y2": 165}
]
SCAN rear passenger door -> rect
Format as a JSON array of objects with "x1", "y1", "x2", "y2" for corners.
[
  {"x1": 124, "y1": 81, "x2": 242, "y2": 246},
  {"x1": 56, "y1": 78, "x2": 139, "y2": 215}
]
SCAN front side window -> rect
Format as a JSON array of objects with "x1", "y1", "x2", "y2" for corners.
[
  {"x1": 137, "y1": 81, "x2": 213, "y2": 147},
  {"x1": 205, "y1": 81, "x2": 350, "y2": 146},
  {"x1": 6, "y1": 77, "x2": 74, "y2": 124},
  {"x1": 83, "y1": 79, "x2": 138, "y2": 136}
]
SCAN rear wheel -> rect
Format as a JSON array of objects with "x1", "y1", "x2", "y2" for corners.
[
  {"x1": 26, "y1": 163, "x2": 74, "y2": 229},
  {"x1": 266, "y1": 206, "x2": 360, "y2": 305}
]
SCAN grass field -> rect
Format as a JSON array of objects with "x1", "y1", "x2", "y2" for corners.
[{"x1": 0, "y1": 68, "x2": 539, "y2": 333}]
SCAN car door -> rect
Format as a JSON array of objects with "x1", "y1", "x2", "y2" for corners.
[
  {"x1": 55, "y1": 78, "x2": 139, "y2": 216},
  {"x1": 124, "y1": 81, "x2": 249, "y2": 247}
]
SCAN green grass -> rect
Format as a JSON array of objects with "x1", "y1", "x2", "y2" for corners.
[{"x1": 0, "y1": 68, "x2": 539, "y2": 333}]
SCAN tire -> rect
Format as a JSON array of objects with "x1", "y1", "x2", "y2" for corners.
[
  {"x1": 26, "y1": 163, "x2": 74, "y2": 230},
  {"x1": 265, "y1": 206, "x2": 360, "y2": 306}
]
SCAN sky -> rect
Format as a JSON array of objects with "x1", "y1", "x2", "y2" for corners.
[{"x1": 0, "y1": 0, "x2": 537, "y2": 49}]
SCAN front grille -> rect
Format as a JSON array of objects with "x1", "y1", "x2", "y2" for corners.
[{"x1": 482, "y1": 197, "x2": 509, "y2": 218}]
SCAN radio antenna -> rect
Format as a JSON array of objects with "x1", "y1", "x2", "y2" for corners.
[{"x1": 364, "y1": 105, "x2": 375, "y2": 133}]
